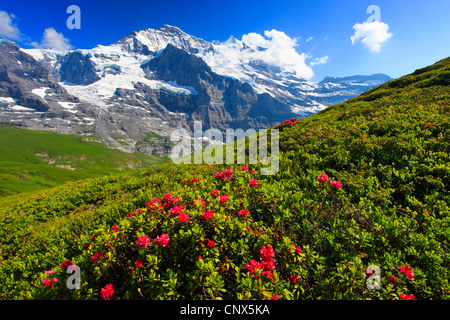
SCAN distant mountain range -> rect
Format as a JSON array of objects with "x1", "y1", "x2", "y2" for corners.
[{"x1": 0, "y1": 25, "x2": 392, "y2": 154}]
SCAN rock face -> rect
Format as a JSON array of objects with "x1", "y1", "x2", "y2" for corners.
[
  {"x1": 59, "y1": 51, "x2": 101, "y2": 85},
  {"x1": 0, "y1": 26, "x2": 392, "y2": 155},
  {"x1": 140, "y1": 44, "x2": 294, "y2": 130}
]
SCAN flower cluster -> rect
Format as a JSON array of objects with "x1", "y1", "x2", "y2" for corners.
[
  {"x1": 238, "y1": 209, "x2": 249, "y2": 217},
  {"x1": 245, "y1": 245, "x2": 276, "y2": 280},
  {"x1": 155, "y1": 233, "x2": 170, "y2": 247},
  {"x1": 42, "y1": 277, "x2": 58, "y2": 286},
  {"x1": 90, "y1": 251, "x2": 104, "y2": 262},
  {"x1": 216, "y1": 169, "x2": 234, "y2": 181},
  {"x1": 146, "y1": 193, "x2": 180, "y2": 212},
  {"x1": 317, "y1": 172, "x2": 342, "y2": 189},
  {"x1": 249, "y1": 179, "x2": 259, "y2": 188},
  {"x1": 202, "y1": 210, "x2": 214, "y2": 220},
  {"x1": 399, "y1": 293, "x2": 416, "y2": 300},
  {"x1": 331, "y1": 180, "x2": 342, "y2": 189},
  {"x1": 100, "y1": 283, "x2": 115, "y2": 300},
  {"x1": 317, "y1": 173, "x2": 329, "y2": 183},
  {"x1": 280, "y1": 118, "x2": 300, "y2": 128},
  {"x1": 178, "y1": 211, "x2": 190, "y2": 223},
  {"x1": 136, "y1": 235, "x2": 151, "y2": 248},
  {"x1": 289, "y1": 274, "x2": 299, "y2": 284},
  {"x1": 399, "y1": 265, "x2": 414, "y2": 280},
  {"x1": 219, "y1": 194, "x2": 228, "y2": 204}
]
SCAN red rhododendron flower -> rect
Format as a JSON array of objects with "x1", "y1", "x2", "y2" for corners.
[
  {"x1": 317, "y1": 173, "x2": 329, "y2": 183},
  {"x1": 400, "y1": 293, "x2": 416, "y2": 300},
  {"x1": 46, "y1": 269, "x2": 55, "y2": 275},
  {"x1": 215, "y1": 172, "x2": 224, "y2": 180},
  {"x1": 198, "y1": 255, "x2": 203, "y2": 260},
  {"x1": 289, "y1": 274, "x2": 299, "y2": 284},
  {"x1": 260, "y1": 245, "x2": 275, "y2": 261},
  {"x1": 211, "y1": 189, "x2": 219, "y2": 197},
  {"x1": 271, "y1": 294, "x2": 280, "y2": 300},
  {"x1": 260, "y1": 259, "x2": 275, "y2": 270},
  {"x1": 135, "y1": 260, "x2": 143, "y2": 268},
  {"x1": 389, "y1": 275, "x2": 397, "y2": 284},
  {"x1": 155, "y1": 233, "x2": 170, "y2": 247},
  {"x1": 111, "y1": 224, "x2": 120, "y2": 231},
  {"x1": 238, "y1": 209, "x2": 249, "y2": 217},
  {"x1": 126, "y1": 212, "x2": 135, "y2": 218},
  {"x1": 293, "y1": 245, "x2": 302, "y2": 254},
  {"x1": 170, "y1": 205, "x2": 184, "y2": 217},
  {"x1": 100, "y1": 283, "x2": 115, "y2": 300},
  {"x1": 219, "y1": 194, "x2": 228, "y2": 203},
  {"x1": 245, "y1": 260, "x2": 261, "y2": 273},
  {"x1": 178, "y1": 211, "x2": 190, "y2": 223},
  {"x1": 280, "y1": 118, "x2": 300, "y2": 128},
  {"x1": 207, "y1": 239, "x2": 215, "y2": 248},
  {"x1": 42, "y1": 278, "x2": 51, "y2": 287},
  {"x1": 136, "y1": 235, "x2": 151, "y2": 248},
  {"x1": 89, "y1": 234, "x2": 95, "y2": 239},
  {"x1": 191, "y1": 177, "x2": 198, "y2": 182},
  {"x1": 365, "y1": 267, "x2": 375, "y2": 277},
  {"x1": 224, "y1": 169, "x2": 233, "y2": 177},
  {"x1": 202, "y1": 210, "x2": 214, "y2": 219},
  {"x1": 331, "y1": 180, "x2": 342, "y2": 189},
  {"x1": 399, "y1": 265, "x2": 414, "y2": 280},
  {"x1": 51, "y1": 277, "x2": 58, "y2": 284},
  {"x1": 245, "y1": 245, "x2": 276, "y2": 277},
  {"x1": 183, "y1": 180, "x2": 188, "y2": 184},
  {"x1": 82, "y1": 243, "x2": 90, "y2": 249},
  {"x1": 146, "y1": 198, "x2": 161, "y2": 211},
  {"x1": 241, "y1": 166, "x2": 249, "y2": 171},
  {"x1": 249, "y1": 179, "x2": 259, "y2": 188},
  {"x1": 60, "y1": 260, "x2": 74, "y2": 270},
  {"x1": 90, "y1": 251, "x2": 104, "y2": 262}
]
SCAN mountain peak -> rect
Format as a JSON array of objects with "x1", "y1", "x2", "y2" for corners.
[
  {"x1": 117, "y1": 24, "x2": 210, "y2": 54},
  {"x1": 159, "y1": 24, "x2": 184, "y2": 34}
]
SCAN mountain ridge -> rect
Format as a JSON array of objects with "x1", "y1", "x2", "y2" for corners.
[{"x1": 0, "y1": 25, "x2": 392, "y2": 154}]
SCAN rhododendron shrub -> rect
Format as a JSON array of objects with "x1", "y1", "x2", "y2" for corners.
[
  {"x1": 31, "y1": 163, "x2": 431, "y2": 300},
  {"x1": 32, "y1": 166, "x2": 319, "y2": 300}
]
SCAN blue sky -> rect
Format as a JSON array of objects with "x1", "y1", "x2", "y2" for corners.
[{"x1": 1, "y1": 0, "x2": 449, "y2": 81}]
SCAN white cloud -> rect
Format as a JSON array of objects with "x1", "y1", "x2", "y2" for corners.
[
  {"x1": 0, "y1": 10, "x2": 22, "y2": 40},
  {"x1": 350, "y1": 21, "x2": 393, "y2": 52},
  {"x1": 310, "y1": 55, "x2": 329, "y2": 66},
  {"x1": 240, "y1": 29, "x2": 315, "y2": 79},
  {"x1": 39, "y1": 27, "x2": 73, "y2": 51},
  {"x1": 306, "y1": 36, "x2": 314, "y2": 43}
]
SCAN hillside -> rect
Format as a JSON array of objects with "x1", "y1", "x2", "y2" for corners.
[
  {"x1": 0, "y1": 57, "x2": 448, "y2": 300},
  {"x1": 0, "y1": 124, "x2": 169, "y2": 196}
]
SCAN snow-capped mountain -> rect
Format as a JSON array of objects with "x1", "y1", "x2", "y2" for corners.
[{"x1": 0, "y1": 25, "x2": 392, "y2": 154}]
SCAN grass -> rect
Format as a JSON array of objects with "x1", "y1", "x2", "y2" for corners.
[{"x1": 0, "y1": 124, "x2": 169, "y2": 196}]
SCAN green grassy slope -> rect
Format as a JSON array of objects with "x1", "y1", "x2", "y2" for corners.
[
  {"x1": 0, "y1": 57, "x2": 449, "y2": 300},
  {"x1": 0, "y1": 125, "x2": 169, "y2": 196}
]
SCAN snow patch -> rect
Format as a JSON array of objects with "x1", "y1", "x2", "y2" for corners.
[{"x1": 31, "y1": 87, "x2": 52, "y2": 99}]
